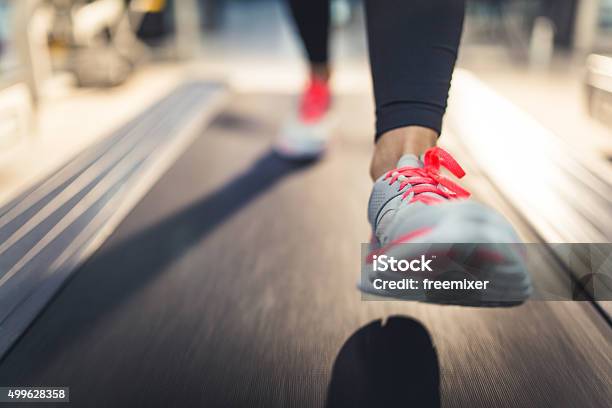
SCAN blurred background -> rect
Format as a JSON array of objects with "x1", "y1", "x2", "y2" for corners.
[{"x1": 0, "y1": 2, "x2": 610, "y2": 406}]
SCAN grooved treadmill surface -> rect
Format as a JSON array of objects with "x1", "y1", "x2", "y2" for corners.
[{"x1": 0, "y1": 94, "x2": 610, "y2": 408}]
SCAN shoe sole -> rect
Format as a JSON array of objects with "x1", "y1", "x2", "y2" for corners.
[
  {"x1": 274, "y1": 113, "x2": 335, "y2": 160},
  {"x1": 359, "y1": 212, "x2": 532, "y2": 307}
]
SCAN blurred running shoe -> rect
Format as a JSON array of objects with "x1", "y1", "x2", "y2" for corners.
[
  {"x1": 360, "y1": 147, "x2": 531, "y2": 306},
  {"x1": 275, "y1": 76, "x2": 333, "y2": 160}
]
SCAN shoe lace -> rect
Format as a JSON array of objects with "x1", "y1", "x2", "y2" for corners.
[{"x1": 384, "y1": 147, "x2": 471, "y2": 205}]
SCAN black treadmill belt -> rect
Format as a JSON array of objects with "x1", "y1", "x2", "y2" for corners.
[{"x1": 0, "y1": 94, "x2": 610, "y2": 407}]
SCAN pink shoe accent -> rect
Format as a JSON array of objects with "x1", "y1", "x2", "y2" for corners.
[
  {"x1": 299, "y1": 76, "x2": 331, "y2": 123},
  {"x1": 384, "y1": 147, "x2": 471, "y2": 205}
]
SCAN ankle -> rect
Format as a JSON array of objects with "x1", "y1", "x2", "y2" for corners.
[
  {"x1": 370, "y1": 126, "x2": 438, "y2": 180},
  {"x1": 310, "y1": 63, "x2": 331, "y2": 83}
]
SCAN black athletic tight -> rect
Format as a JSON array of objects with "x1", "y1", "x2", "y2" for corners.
[{"x1": 286, "y1": 0, "x2": 466, "y2": 140}]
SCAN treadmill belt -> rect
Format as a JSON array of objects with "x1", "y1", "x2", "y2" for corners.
[{"x1": 0, "y1": 94, "x2": 610, "y2": 407}]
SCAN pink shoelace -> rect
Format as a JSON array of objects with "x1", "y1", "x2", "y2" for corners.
[
  {"x1": 299, "y1": 77, "x2": 330, "y2": 123},
  {"x1": 384, "y1": 147, "x2": 471, "y2": 205}
]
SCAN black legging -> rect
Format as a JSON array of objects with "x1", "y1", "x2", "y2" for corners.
[{"x1": 286, "y1": 0, "x2": 466, "y2": 140}]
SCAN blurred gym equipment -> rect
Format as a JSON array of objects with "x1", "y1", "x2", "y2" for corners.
[
  {"x1": 0, "y1": 1, "x2": 35, "y2": 152},
  {"x1": 585, "y1": 53, "x2": 612, "y2": 124},
  {"x1": 46, "y1": 0, "x2": 147, "y2": 87}
]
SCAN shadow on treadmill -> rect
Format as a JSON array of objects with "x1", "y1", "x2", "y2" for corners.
[
  {"x1": 0, "y1": 149, "x2": 313, "y2": 371},
  {"x1": 326, "y1": 316, "x2": 440, "y2": 408}
]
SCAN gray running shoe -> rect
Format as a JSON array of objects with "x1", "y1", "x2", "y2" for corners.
[
  {"x1": 275, "y1": 77, "x2": 333, "y2": 160},
  {"x1": 360, "y1": 147, "x2": 531, "y2": 306}
]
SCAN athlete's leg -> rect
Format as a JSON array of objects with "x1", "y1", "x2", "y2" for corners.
[
  {"x1": 286, "y1": 0, "x2": 331, "y2": 81},
  {"x1": 362, "y1": 1, "x2": 530, "y2": 306},
  {"x1": 277, "y1": 0, "x2": 333, "y2": 159},
  {"x1": 365, "y1": 0, "x2": 466, "y2": 179}
]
